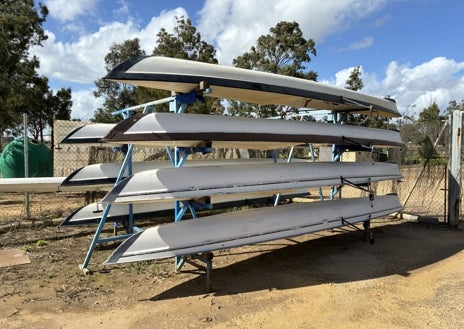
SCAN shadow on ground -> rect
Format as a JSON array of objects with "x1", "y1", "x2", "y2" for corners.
[{"x1": 149, "y1": 221, "x2": 464, "y2": 301}]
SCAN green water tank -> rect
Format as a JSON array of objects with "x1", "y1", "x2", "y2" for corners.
[{"x1": 0, "y1": 138, "x2": 53, "y2": 178}]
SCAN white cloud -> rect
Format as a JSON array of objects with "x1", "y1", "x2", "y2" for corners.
[
  {"x1": 331, "y1": 66, "x2": 362, "y2": 87},
  {"x1": 114, "y1": 0, "x2": 130, "y2": 17},
  {"x1": 33, "y1": 7, "x2": 187, "y2": 85},
  {"x1": 31, "y1": 7, "x2": 187, "y2": 120},
  {"x1": 364, "y1": 58, "x2": 464, "y2": 117},
  {"x1": 198, "y1": 0, "x2": 388, "y2": 65},
  {"x1": 322, "y1": 57, "x2": 464, "y2": 117},
  {"x1": 348, "y1": 36, "x2": 374, "y2": 51},
  {"x1": 44, "y1": 0, "x2": 99, "y2": 22},
  {"x1": 34, "y1": 22, "x2": 134, "y2": 84},
  {"x1": 137, "y1": 8, "x2": 187, "y2": 54},
  {"x1": 69, "y1": 89, "x2": 104, "y2": 121}
]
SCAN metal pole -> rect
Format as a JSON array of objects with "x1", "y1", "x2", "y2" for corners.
[
  {"x1": 23, "y1": 113, "x2": 30, "y2": 220},
  {"x1": 447, "y1": 110, "x2": 462, "y2": 225}
]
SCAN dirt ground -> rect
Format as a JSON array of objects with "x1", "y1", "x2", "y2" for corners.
[{"x1": 1, "y1": 215, "x2": 464, "y2": 329}]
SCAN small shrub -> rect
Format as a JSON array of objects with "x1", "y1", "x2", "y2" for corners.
[
  {"x1": 35, "y1": 239, "x2": 48, "y2": 248},
  {"x1": 22, "y1": 244, "x2": 32, "y2": 253}
]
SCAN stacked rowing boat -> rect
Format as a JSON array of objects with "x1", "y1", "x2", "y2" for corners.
[{"x1": 58, "y1": 56, "x2": 403, "y2": 265}]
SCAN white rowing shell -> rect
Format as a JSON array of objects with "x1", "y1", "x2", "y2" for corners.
[
  {"x1": 105, "y1": 56, "x2": 400, "y2": 117},
  {"x1": 105, "y1": 195, "x2": 402, "y2": 264},
  {"x1": 101, "y1": 162, "x2": 401, "y2": 204},
  {"x1": 60, "y1": 192, "x2": 307, "y2": 227},
  {"x1": 60, "y1": 159, "x2": 305, "y2": 190},
  {"x1": 101, "y1": 112, "x2": 403, "y2": 150}
]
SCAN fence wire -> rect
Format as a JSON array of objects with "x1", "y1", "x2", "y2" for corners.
[{"x1": 0, "y1": 119, "x2": 458, "y2": 225}]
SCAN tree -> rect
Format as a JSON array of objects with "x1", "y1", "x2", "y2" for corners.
[
  {"x1": 345, "y1": 66, "x2": 364, "y2": 91},
  {"x1": 93, "y1": 38, "x2": 146, "y2": 122},
  {"x1": 25, "y1": 74, "x2": 51, "y2": 142},
  {"x1": 340, "y1": 66, "x2": 366, "y2": 126},
  {"x1": 340, "y1": 66, "x2": 389, "y2": 128},
  {"x1": 231, "y1": 21, "x2": 317, "y2": 118},
  {"x1": 50, "y1": 88, "x2": 72, "y2": 121},
  {"x1": 153, "y1": 16, "x2": 217, "y2": 64},
  {"x1": 415, "y1": 102, "x2": 446, "y2": 163},
  {"x1": 233, "y1": 21, "x2": 316, "y2": 78},
  {"x1": 148, "y1": 16, "x2": 219, "y2": 114},
  {"x1": 47, "y1": 87, "x2": 72, "y2": 148},
  {"x1": 417, "y1": 102, "x2": 446, "y2": 141},
  {"x1": 0, "y1": 0, "x2": 49, "y2": 133},
  {"x1": 94, "y1": 18, "x2": 220, "y2": 121},
  {"x1": 446, "y1": 99, "x2": 464, "y2": 115}
]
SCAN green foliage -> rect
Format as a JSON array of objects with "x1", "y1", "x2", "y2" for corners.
[
  {"x1": 0, "y1": 0, "x2": 49, "y2": 131},
  {"x1": 22, "y1": 244, "x2": 32, "y2": 253},
  {"x1": 0, "y1": 0, "x2": 72, "y2": 139},
  {"x1": 92, "y1": 38, "x2": 146, "y2": 122},
  {"x1": 232, "y1": 21, "x2": 317, "y2": 118},
  {"x1": 123, "y1": 261, "x2": 158, "y2": 275},
  {"x1": 418, "y1": 135, "x2": 439, "y2": 163},
  {"x1": 153, "y1": 16, "x2": 217, "y2": 64},
  {"x1": 446, "y1": 99, "x2": 464, "y2": 114},
  {"x1": 418, "y1": 102, "x2": 446, "y2": 143},
  {"x1": 93, "y1": 17, "x2": 220, "y2": 120},
  {"x1": 35, "y1": 239, "x2": 48, "y2": 248},
  {"x1": 400, "y1": 102, "x2": 451, "y2": 166},
  {"x1": 51, "y1": 88, "x2": 73, "y2": 121},
  {"x1": 418, "y1": 102, "x2": 444, "y2": 124},
  {"x1": 345, "y1": 66, "x2": 364, "y2": 91},
  {"x1": 151, "y1": 16, "x2": 218, "y2": 115},
  {"x1": 339, "y1": 66, "x2": 375, "y2": 127},
  {"x1": 233, "y1": 21, "x2": 316, "y2": 77}
]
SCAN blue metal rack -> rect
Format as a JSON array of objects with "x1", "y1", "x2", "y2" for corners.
[
  {"x1": 80, "y1": 96, "x2": 176, "y2": 272},
  {"x1": 80, "y1": 89, "x2": 212, "y2": 273}
]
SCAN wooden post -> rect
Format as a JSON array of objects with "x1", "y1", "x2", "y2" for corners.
[{"x1": 447, "y1": 110, "x2": 462, "y2": 225}]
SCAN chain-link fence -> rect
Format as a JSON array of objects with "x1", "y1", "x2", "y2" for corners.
[{"x1": 0, "y1": 118, "x2": 458, "y2": 225}]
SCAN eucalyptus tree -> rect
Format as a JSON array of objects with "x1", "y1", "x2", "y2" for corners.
[
  {"x1": 0, "y1": 0, "x2": 48, "y2": 133},
  {"x1": 149, "y1": 16, "x2": 219, "y2": 114},
  {"x1": 93, "y1": 38, "x2": 146, "y2": 122},
  {"x1": 230, "y1": 21, "x2": 317, "y2": 118},
  {"x1": 93, "y1": 17, "x2": 220, "y2": 121}
]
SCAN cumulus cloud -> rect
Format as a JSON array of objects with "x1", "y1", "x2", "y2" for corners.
[
  {"x1": 385, "y1": 58, "x2": 464, "y2": 116},
  {"x1": 31, "y1": 6, "x2": 187, "y2": 120},
  {"x1": 32, "y1": 8, "x2": 187, "y2": 85},
  {"x1": 44, "y1": 0, "x2": 99, "y2": 22},
  {"x1": 198, "y1": 0, "x2": 388, "y2": 64},
  {"x1": 69, "y1": 89, "x2": 104, "y2": 120},
  {"x1": 363, "y1": 58, "x2": 464, "y2": 116},
  {"x1": 322, "y1": 57, "x2": 464, "y2": 117},
  {"x1": 348, "y1": 36, "x2": 374, "y2": 51}
]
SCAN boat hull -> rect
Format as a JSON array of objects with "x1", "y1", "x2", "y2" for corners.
[
  {"x1": 105, "y1": 195, "x2": 402, "y2": 264},
  {"x1": 105, "y1": 56, "x2": 400, "y2": 117},
  {"x1": 101, "y1": 162, "x2": 402, "y2": 204}
]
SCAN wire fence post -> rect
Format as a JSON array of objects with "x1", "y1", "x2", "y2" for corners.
[
  {"x1": 23, "y1": 113, "x2": 30, "y2": 220},
  {"x1": 447, "y1": 110, "x2": 462, "y2": 225}
]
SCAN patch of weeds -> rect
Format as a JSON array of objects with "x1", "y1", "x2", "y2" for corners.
[
  {"x1": 39, "y1": 208, "x2": 64, "y2": 220},
  {"x1": 123, "y1": 261, "x2": 158, "y2": 275},
  {"x1": 48, "y1": 252, "x2": 62, "y2": 263},
  {"x1": 22, "y1": 244, "x2": 33, "y2": 253},
  {"x1": 35, "y1": 239, "x2": 48, "y2": 248}
]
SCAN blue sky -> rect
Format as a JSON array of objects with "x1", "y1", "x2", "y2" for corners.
[{"x1": 32, "y1": 0, "x2": 464, "y2": 120}]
